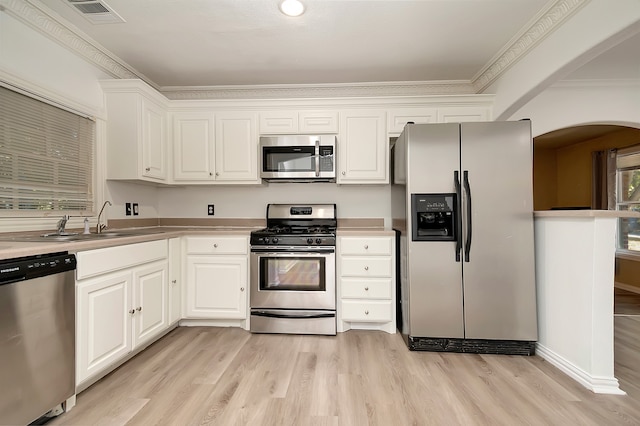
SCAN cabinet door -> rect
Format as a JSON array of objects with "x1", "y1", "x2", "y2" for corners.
[
  {"x1": 387, "y1": 108, "x2": 436, "y2": 134},
  {"x1": 299, "y1": 111, "x2": 338, "y2": 133},
  {"x1": 338, "y1": 110, "x2": 388, "y2": 183},
  {"x1": 437, "y1": 107, "x2": 490, "y2": 123},
  {"x1": 76, "y1": 271, "x2": 132, "y2": 385},
  {"x1": 185, "y1": 256, "x2": 247, "y2": 318},
  {"x1": 215, "y1": 112, "x2": 258, "y2": 182},
  {"x1": 142, "y1": 99, "x2": 167, "y2": 180},
  {"x1": 259, "y1": 111, "x2": 298, "y2": 134},
  {"x1": 133, "y1": 261, "x2": 168, "y2": 348},
  {"x1": 173, "y1": 112, "x2": 215, "y2": 181},
  {"x1": 168, "y1": 238, "x2": 182, "y2": 325}
]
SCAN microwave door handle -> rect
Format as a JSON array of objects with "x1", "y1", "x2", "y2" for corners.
[{"x1": 314, "y1": 140, "x2": 320, "y2": 177}]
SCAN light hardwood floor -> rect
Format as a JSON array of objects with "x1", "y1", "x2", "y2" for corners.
[{"x1": 51, "y1": 322, "x2": 640, "y2": 426}]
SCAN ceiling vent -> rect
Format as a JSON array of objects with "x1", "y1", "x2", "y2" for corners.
[{"x1": 66, "y1": 0, "x2": 125, "y2": 24}]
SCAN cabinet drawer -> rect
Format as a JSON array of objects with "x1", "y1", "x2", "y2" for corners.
[
  {"x1": 341, "y1": 278, "x2": 391, "y2": 299},
  {"x1": 341, "y1": 257, "x2": 392, "y2": 277},
  {"x1": 341, "y1": 300, "x2": 392, "y2": 322},
  {"x1": 76, "y1": 240, "x2": 167, "y2": 280},
  {"x1": 340, "y1": 237, "x2": 392, "y2": 256},
  {"x1": 185, "y1": 236, "x2": 248, "y2": 255}
]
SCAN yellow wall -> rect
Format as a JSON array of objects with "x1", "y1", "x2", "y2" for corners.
[
  {"x1": 533, "y1": 128, "x2": 640, "y2": 210},
  {"x1": 533, "y1": 147, "x2": 557, "y2": 210}
]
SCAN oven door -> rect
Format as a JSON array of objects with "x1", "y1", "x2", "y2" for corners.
[{"x1": 250, "y1": 247, "x2": 336, "y2": 310}]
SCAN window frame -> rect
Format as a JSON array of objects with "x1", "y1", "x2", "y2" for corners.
[
  {"x1": 0, "y1": 83, "x2": 96, "y2": 217},
  {"x1": 615, "y1": 144, "x2": 640, "y2": 255}
]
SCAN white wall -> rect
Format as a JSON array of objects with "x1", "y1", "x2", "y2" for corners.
[
  {"x1": 157, "y1": 184, "x2": 391, "y2": 222},
  {"x1": 534, "y1": 215, "x2": 622, "y2": 394},
  {"x1": 509, "y1": 80, "x2": 640, "y2": 136},
  {"x1": 0, "y1": 10, "x2": 114, "y2": 232},
  {"x1": 0, "y1": 11, "x2": 110, "y2": 116},
  {"x1": 486, "y1": 0, "x2": 640, "y2": 121}
]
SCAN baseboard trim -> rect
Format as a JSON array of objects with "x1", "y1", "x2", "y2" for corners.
[
  {"x1": 536, "y1": 343, "x2": 625, "y2": 395},
  {"x1": 615, "y1": 281, "x2": 640, "y2": 295}
]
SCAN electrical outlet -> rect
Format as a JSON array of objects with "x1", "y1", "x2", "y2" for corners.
[
  {"x1": 133, "y1": 203, "x2": 139, "y2": 216},
  {"x1": 207, "y1": 204, "x2": 215, "y2": 216},
  {"x1": 125, "y1": 202, "x2": 132, "y2": 216}
]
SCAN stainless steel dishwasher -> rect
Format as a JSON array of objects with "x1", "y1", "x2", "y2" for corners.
[{"x1": 0, "y1": 251, "x2": 76, "y2": 425}]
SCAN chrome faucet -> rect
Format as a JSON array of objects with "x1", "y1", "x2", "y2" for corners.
[
  {"x1": 56, "y1": 215, "x2": 70, "y2": 235},
  {"x1": 96, "y1": 201, "x2": 112, "y2": 234}
]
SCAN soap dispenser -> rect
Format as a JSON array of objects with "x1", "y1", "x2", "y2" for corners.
[{"x1": 83, "y1": 217, "x2": 90, "y2": 234}]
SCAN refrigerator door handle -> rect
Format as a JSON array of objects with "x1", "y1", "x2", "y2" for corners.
[
  {"x1": 463, "y1": 170, "x2": 472, "y2": 262},
  {"x1": 454, "y1": 170, "x2": 462, "y2": 262}
]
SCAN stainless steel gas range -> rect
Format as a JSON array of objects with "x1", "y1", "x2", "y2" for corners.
[{"x1": 250, "y1": 204, "x2": 337, "y2": 335}]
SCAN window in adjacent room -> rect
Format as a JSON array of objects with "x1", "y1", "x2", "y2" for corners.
[
  {"x1": 0, "y1": 85, "x2": 95, "y2": 214},
  {"x1": 616, "y1": 144, "x2": 640, "y2": 252}
]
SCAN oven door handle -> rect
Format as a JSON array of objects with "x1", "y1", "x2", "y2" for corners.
[
  {"x1": 250, "y1": 247, "x2": 335, "y2": 254},
  {"x1": 252, "y1": 310, "x2": 336, "y2": 319}
]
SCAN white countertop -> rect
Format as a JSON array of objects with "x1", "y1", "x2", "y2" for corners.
[{"x1": 534, "y1": 210, "x2": 640, "y2": 218}]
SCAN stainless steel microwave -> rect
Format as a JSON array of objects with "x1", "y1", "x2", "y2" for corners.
[{"x1": 260, "y1": 135, "x2": 336, "y2": 182}]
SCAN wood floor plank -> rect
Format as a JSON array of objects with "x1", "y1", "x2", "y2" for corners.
[{"x1": 51, "y1": 325, "x2": 640, "y2": 426}]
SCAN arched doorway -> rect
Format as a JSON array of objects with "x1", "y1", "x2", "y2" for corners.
[{"x1": 533, "y1": 123, "x2": 640, "y2": 396}]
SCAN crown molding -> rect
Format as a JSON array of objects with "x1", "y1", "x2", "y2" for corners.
[
  {"x1": 472, "y1": 0, "x2": 589, "y2": 92},
  {"x1": 2, "y1": 0, "x2": 587, "y2": 99},
  {"x1": 160, "y1": 80, "x2": 476, "y2": 100}
]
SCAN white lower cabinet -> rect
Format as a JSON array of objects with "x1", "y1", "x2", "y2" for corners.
[
  {"x1": 75, "y1": 240, "x2": 169, "y2": 387},
  {"x1": 337, "y1": 235, "x2": 396, "y2": 334},
  {"x1": 184, "y1": 236, "x2": 249, "y2": 326},
  {"x1": 168, "y1": 237, "x2": 182, "y2": 324}
]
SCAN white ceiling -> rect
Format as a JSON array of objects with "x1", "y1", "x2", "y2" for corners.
[
  {"x1": 34, "y1": 0, "x2": 640, "y2": 148},
  {"x1": 40, "y1": 0, "x2": 552, "y2": 88}
]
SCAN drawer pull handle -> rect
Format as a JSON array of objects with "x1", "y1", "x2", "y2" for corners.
[
  {"x1": 364, "y1": 245, "x2": 369, "y2": 249},
  {"x1": 365, "y1": 310, "x2": 369, "y2": 315},
  {"x1": 129, "y1": 309, "x2": 135, "y2": 315},
  {"x1": 172, "y1": 279, "x2": 177, "y2": 284},
  {"x1": 214, "y1": 244, "x2": 218, "y2": 248},
  {"x1": 145, "y1": 167, "x2": 151, "y2": 172},
  {"x1": 364, "y1": 286, "x2": 369, "y2": 291},
  {"x1": 137, "y1": 306, "x2": 142, "y2": 312},
  {"x1": 364, "y1": 266, "x2": 369, "y2": 271},
  {"x1": 240, "y1": 287, "x2": 245, "y2": 292}
]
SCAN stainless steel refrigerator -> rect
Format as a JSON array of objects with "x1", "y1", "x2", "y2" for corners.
[{"x1": 391, "y1": 121, "x2": 537, "y2": 355}]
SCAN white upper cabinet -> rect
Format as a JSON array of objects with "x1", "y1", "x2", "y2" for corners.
[
  {"x1": 173, "y1": 112, "x2": 215, "y2": 181},
  {"x1": 259, "y1": 110, "x2": 298, "y2": 134},
  {"x1": 259, "y1": 110, "x2": 338, "y2": 134},
  {"x1": 387, "y1": 107, "x2": 437, "y2": 134},
  {"x1": 437, "y1": 106, "x2": 490, "y2": 123},
  {"x1": 215, "y1": 112, "x2": 259, "y2": 182},
  {"x1": 171, "y1": 111, "x2": 259, "y2": 184},
  {"x1": 338, "y1": 109, "x2": 388, "y2": 184},
  {"x1": 101, "y1": 80, "x2": 168, "y2": 183}
]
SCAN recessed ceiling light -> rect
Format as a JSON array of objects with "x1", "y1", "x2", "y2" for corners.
[{"x1": 279, "y1": 0, "x2": 305, "y2": 17}]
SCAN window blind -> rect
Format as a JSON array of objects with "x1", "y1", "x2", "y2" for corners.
[{"x1": 0, "y1": 86, "x2": 95, "y2": 213}]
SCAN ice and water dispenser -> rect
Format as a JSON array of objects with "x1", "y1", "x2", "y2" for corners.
[{"x1": 411, "y1": 193, "x2": 457, "y2": 241}]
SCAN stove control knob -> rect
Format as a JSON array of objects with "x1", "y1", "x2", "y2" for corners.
[
  {"x1": 272, "y1": 237, "x2": 279, "y2": 244},
  {"x1": 307, "y1": 238, "x2": 314, "y2": 244},
  {"x1": 316, "y1": 238, "x2": 322, "y2": 244}
]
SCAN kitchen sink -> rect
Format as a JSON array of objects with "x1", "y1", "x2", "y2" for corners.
[{"x1": 0, "y1": 230, "x2": 161, "y2": 243}]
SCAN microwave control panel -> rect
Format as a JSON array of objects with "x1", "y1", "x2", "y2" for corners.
[{"x1": 319, "y1": 146, "x2": 334, "y2": 171}]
